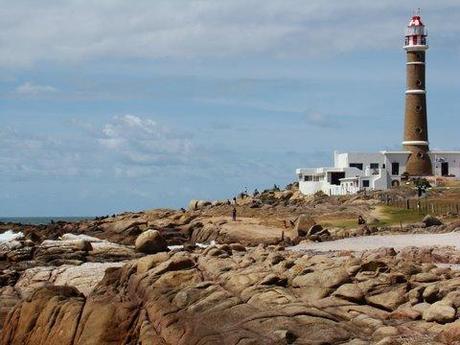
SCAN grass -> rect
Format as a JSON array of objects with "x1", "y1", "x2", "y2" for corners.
[
  {"x1": 318, "y1": 206, "x2": 425, "y2": 229},
  {"x1": 376, "y1": 206, "x2": 424, "y2": 226}
]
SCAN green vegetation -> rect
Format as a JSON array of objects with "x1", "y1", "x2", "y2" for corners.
[
  {"x1": 376, "y1": 206, "x2": 424, "y2": 226},
  {"x1": 318, "y1": 206, "x2": 425, "y2": 229}
]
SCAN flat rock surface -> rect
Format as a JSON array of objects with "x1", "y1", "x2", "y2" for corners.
[{"x1": 291, "y1": 232, "x2": 460, "y2": 252}]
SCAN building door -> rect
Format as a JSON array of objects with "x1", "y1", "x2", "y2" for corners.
[
  {"x1": 391, "y1": 162, "x2": 399, "y2": 175},
  {"x1": 441, "y1": 162, "x2": 449, "y2": 176}
]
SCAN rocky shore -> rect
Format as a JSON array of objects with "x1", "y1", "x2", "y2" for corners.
[{"x1": 1, "y1": 187, "x2": 460, "y2": 344}]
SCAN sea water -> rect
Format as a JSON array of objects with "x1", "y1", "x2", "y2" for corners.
[{"x1": 0, "y1": 217, "x2": 93, "y2": 225}]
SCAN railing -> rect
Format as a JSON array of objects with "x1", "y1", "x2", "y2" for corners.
[
  {"x1": 383, "y1": 195, "x2": 459, "y2": 216},
  {"x1": 405, "y1": 36, "x2": 427, "y2": 46}
]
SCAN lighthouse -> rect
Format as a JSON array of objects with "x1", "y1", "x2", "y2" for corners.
[
  {"x1": 402, "y1": 11, "x2": 432, "y2": 176},
  {"x1": 296, "y1": 11, "x2": 460, "y2": 196}
]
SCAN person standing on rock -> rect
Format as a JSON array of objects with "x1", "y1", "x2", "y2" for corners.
[{"x1": 232, "y1": 207, "x2": 237, "y2": 221}]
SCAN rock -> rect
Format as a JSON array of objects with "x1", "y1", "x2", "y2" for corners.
[
  {"x1": 372, "y1": 326, "x2": 399, "y2": 341},
  {"x1": 438, "y1": 321, "x2": 460, "y2": 344},
  {"x1": 422, "y1": 301, "x2": 456, "y2": 323},
  {"x1": 333, "y1": 283, "x2": 364, "y2": 303},
  {"x1": 259, "y1": 274, "x2": 288, "y2": 287},
  {"x1": 136, "y1": 252, "x2": 171, "y2": 274},
  {"x1": 412, "y1": 272, "x2": 439, "y2": 283},
  {"x1": 422, "y1": 285, "x2": 440, "y2": 303},
  {"x1": 14, "y1": 262, "x2": 125, "y2": 298},
  {"x1": 294, "y1": 214, "x2": 316, "y2": 237},
  {"x1": 135, "y1": 230, "x2": 168, "y2": 254},
  {"x1": 0, "y1": 287, "x2": 19, "y2": 330},
  {"x1": 422, "y1": 215, "x2": 443, "y2": 227},
  {"x1": 0, "y1": 286, "x2": 85, "y2": 345},
  {"x1": 292, "y1": 267, "x2": 350, "y2": 289},
  {"x1": 307, "y1": 224, "x2": 323, "y2": 237},
  {"x1": 188, "y1": 199, "x2": 211, "y2": 211},
  {"x1": 365, "y1": 284, "x2": 408, "y2": 311}
]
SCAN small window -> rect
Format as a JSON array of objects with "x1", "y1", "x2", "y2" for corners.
[
  {"x1": 370, "y1": 163, "x2": 379, "y2": 169},
  {"x1": 417, "y1": 152, "x2": 424, "y2": 159},
  {"x1": 362, "y1": 180, "x2": 370, "y2": 188},
  {"x1": 382, "y1": 164, "x2": 386, "y2": 169},
  {"x1": 415, "y1": 127, "x2": 423, "y2": 134},
  {"x1": 415, "y1": 105, "x2": 423, "y2": 113},
  {"x1": 416, "y1": 80, "x2": 422, "y2": 87},
  {"x1": 304, "y1": 176, "x2": 312, "y2": 182},
  {"x1": 349, "y1": 163, "x2": 363, "y2": 170},
  {"x1": 392, "y1": 162, "x2": 400, "y2": 175}
]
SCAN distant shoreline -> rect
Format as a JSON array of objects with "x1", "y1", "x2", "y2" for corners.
[{"x1": 0, "y1": 217, "x2": 94, "y2": 225}]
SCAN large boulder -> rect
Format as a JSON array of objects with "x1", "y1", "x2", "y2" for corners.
[
  {"x1": 422, "y1": 301, "x2": 456, "y2": 323},
  {"x1": 135, "y1": 230, "x2": 168, "y2": 254},
  {"x1": 0, "y1": 286, "x2": 85, "y2": 345},
  {"x1": 294, "y1": 215, "x2": 316, "y2": 237},
  {"x1": 188, "y1": 199, "x2": 211, "y2": 211},
  {"x1": 422, "y1": 215, "x2": 443, "y2": 227}
]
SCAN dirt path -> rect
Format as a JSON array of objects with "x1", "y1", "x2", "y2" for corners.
[{"x1": 290, "y1": 231, "x2": 460, "y2": 252}]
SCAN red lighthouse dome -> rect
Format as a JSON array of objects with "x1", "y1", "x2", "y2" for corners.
[{"x1": 404, "y1": 12, "x2": 428, "y2": 49}]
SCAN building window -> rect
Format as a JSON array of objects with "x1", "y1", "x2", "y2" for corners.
[
  {"x1": 304, "y1": 176, "x2": 312, "y2": 181},
  {"x1": 349, "y1": 163, "x2": 363, "y2": 170},
  {"x1": 416, "y1": 79, "x2": 422, "y2": 87},
  {"x1": 382, "y1": 164, "x2": 386, "y2": 169},
  {"x1": 362, "y1": 180, "x2": 370, "y2": 188},
  {"x1": 415, "y1": 127, "x2": 423, "y2": 134},
  {"x1": 415, "y1": 105, "x2": 423, "y2": 113},
  {"x1": 392, "y1": 162, "x2": 400, "y2": 175},
  {"x1": 370, "y1": 163, "x2": 379, "y2": 169}
]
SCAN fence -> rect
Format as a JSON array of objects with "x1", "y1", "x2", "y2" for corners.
[{"x1": 383, "y1": 195, "x2": 460, "y2": 216}]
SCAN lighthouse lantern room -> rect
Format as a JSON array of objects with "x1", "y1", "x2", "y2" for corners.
[{"x1": 404, "y1": 13, "x2": 428, "y2": 48}]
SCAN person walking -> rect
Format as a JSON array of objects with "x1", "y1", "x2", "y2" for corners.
[{"x1": 232, "y1": 207, "x2": 237, "y2": 221}]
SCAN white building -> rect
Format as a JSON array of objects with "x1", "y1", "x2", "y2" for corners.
[
  {"x1": 296, "y1": 13, "x2": 460, "y2": 196},
  {"x1": 296, "y1": 151, "x2": 460, "y2": 196}
]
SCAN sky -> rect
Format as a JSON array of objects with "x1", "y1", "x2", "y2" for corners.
[{"x1": 1, "y1": 1, "x2": 460, "y2": 216}]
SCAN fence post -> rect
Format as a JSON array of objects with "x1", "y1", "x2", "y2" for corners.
[{"x1": 406, "y1": 199, "x2": 410, "y2": 210}]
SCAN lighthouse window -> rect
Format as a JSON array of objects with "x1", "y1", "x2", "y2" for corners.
[
  {"x1": 415, "y1": 127, "x2": 423, "y2": 134},
  {"x1": 416, "y1": 79, "x2": 422, "y2": 87},
  {"x1": 416, "y1": 53, "x2": 422, "y2": 60},
  {"x1": 415, "y1": 105, "x2": 423, "y2": 113},
  {"x1": 417, "y1": 152, "x2": 424, "y2": 159}
]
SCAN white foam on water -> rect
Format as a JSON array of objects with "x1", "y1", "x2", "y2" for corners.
[
  {"x1": 0, "y1": 230, "x2": 23, "y2": 243},
  {"x1": 168, "y1": 241, "x2": 215, "y2": 251}
]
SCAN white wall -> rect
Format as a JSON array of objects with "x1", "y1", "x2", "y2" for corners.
[
  {"x1": 430, "y1": 152, "x2": 460, "y2": 178},
  {"x1": 383, "y1": 153, "x2": 410, "y2": 177}
]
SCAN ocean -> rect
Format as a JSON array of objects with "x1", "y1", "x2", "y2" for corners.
[{"x1": 0, "y1": 217, "x2": 94, "y2": 225}]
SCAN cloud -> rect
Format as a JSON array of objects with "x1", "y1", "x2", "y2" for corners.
[
  {"x1": 15, "y1": 81, "x2": 57, "y2": 95},
  {"x1": 305, "y1": 111, "x2": 341, "y2": 128},
  {"x1": 98, "y1": 115, "x2": 193, "y2": 165},
  {"x1": 0, "y1": 115, "x2": 194, "y2": 180},
  {"x1": 1, "y1": 1, "x2": 460, "y2": 68}
]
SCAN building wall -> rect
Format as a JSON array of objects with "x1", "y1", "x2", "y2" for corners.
[
  {"x1": 297, "y1": 151, "x2": 460, "y2": 196},
  {"x1": 383, "y1": 153, "x2": 410, "y2": 177},
  {"x1": 341, "y1": 152, "x2": 385, "y2": 171},
  {"x1": 430, "y1": 152, "x2": 460, "y2": 177}
]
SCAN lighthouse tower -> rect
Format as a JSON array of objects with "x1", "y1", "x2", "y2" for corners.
[{"x1": 403, "y1": 11, "x2": 432, "y2": 176}]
